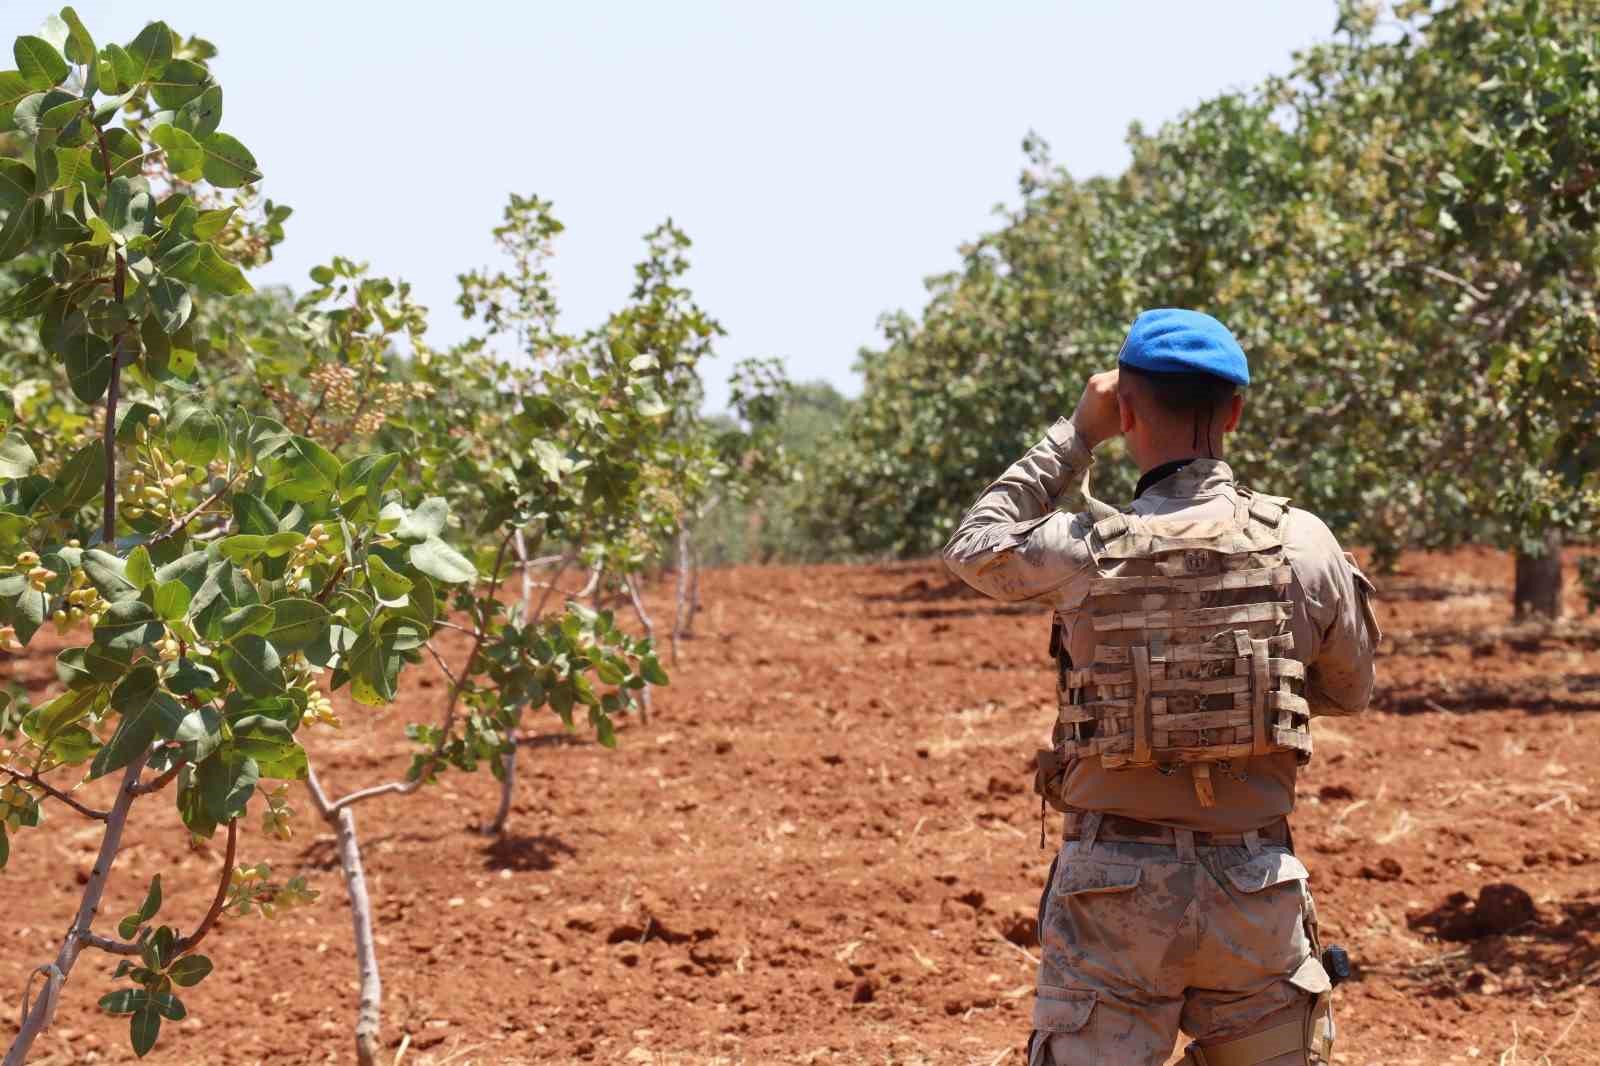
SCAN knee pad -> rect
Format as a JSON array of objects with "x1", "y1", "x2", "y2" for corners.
[{"x1": 1181, "y1": 993, "x2": 1334, "y2": 1066}]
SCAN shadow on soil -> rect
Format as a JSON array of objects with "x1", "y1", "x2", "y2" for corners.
[
  {"x1": 481, "y1": 832, "x2": 577, "y2": 873},
  {"x1": 1378, "y1": 675, "x2": 1600, "y2": 716},
  {"x1": 1403, "y1": 895, "x2": 1600, "y2": 995}
]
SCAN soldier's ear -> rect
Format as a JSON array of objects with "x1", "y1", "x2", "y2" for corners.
[
  {"x1": 1222, "y1": 393, "x2": 1244, "y2": 433},
  {"x1": 1118, "y1": 384, "x2": 1137, "y2": 436}
]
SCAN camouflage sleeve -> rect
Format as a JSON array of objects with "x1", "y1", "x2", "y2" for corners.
[
  {"x1": 940, "y1": 419, "x2": 1097, "y2": 603},
  {"x1": 1284, "y1": 509, "x2": 1381, "y2": 716}
]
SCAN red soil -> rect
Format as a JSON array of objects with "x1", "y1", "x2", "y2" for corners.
[{"x1": 2, "y1": 547, "x2": 1597, "y2": 1065}]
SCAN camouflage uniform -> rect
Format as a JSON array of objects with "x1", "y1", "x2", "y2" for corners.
[{"x1": 943, "y1": 419, "x2": 1379, "y2": 1066}]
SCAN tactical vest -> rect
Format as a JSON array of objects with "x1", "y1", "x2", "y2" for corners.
[{"x1": 1047, "y1": 487, "x2": 1312, "y2": 807}]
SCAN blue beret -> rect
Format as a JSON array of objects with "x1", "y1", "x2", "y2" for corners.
[{"x1": 1116, "y1": 308, "x2": 1249, "y2": 386}]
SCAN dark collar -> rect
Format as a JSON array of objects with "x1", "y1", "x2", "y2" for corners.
[{"x1": 1135, "y1": 458, "x2": 1197, "y2": 500}]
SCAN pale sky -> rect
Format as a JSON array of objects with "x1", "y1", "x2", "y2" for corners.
[{"x1": 20, "y1": 2, "x2": 1337, "y2": 411}]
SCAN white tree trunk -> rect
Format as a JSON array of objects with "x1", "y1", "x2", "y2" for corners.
[
  {"x1": 306, "y1": 765, "x2": 382, "y2": 1066},
  {"x1": 488, "y1": 708, "x2": 522, "y2": 836},
  {"x1": 623, "y1": 575, "x2": 655, "y2": 726},
  {"x1": 671, "y1": 528, "x2": 690, "y2": 664},
  {"x1": 4, "y1": 752, "x2": 150, "y2": 1066}
]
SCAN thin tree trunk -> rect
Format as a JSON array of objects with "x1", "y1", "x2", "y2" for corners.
[
  {"x1": 671, "y1": 528, "x2": 689, "y2": 664},
  {"x1": 686, "y1": 538, "x2": 702, "y2": 635},
  {"x1": 623, "y1": 575, "x2": 655, "y2": 726},
  {"x1": 5, "y1": 752, "x2": 150, "y2": 1066},
  {"x1": 1513, "y1": 529, "x2": 1563, "y2": 620},
  {"x1": 488, "y1": 707, "x2": 521, "y2": 836},
  {"x1": 305, "y1": 765, "x2": 382, "y2": 1066},
  {"x1": 513, "y1": 528, "x2": 532, "y2": 620}
]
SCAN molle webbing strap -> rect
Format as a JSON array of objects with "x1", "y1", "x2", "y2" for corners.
[
  {"x1": 1087, "y1": 565, "x2": 1293, "y2": 596},
  {"x1": 1072, "y1": 657, "x2": 1306, "y2": 692},
  {"x1": 1131, "y1": 646, "x2": 1152, "y2": 764},
  {"x1": 1091, "y1": 600, "x2": 1292, "y2": 633},
  {"x1": 1251, "y1": 638, "x2": 1271, "y2": 757},
  {"x1": 1093, "y1": 632, "x2": 1294, "y2": 665},
  {"x1": 1192, "y1": 763, "x2": 1215, "y2": 806}
]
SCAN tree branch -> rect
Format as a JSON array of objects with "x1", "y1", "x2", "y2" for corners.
[
  {"x1": 1, "y1": 765, "x2": 109, "y2": 821},
  {"x1": 131, "y1": 757, "x2": 186, "y2": 796},
  {"x1": 147, "y1": 470, "x2": 247, "y2": 548},
  {"x1": 173, "y1": 818, "x2": 237, "y2": 955},
  {"x1": 423, "y1": 641, "x2": 460, "y2": 688},
  {"x1": 4, "y1": 751, "x2": 148, "y2": 1066}
]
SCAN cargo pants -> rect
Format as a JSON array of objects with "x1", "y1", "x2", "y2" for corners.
[{"x1": 1029, "y1": 816, "x2": 1334, "y2": 1065}]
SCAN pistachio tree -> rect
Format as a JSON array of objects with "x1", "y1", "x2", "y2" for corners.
[
  {"x1": 806, "y1": 0, "x2": 1599, "y2": 615},
  {"x1": 0, "y1": 13, "x2": 492, "y2": 1062}
]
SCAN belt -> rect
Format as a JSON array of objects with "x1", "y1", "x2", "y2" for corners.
[{"x1": 1062, "y1": 811, "x2": 1290, "y2": 849}]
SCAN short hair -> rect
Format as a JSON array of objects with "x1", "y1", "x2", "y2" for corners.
[{"x1": 1118, "y1": 364, "x2": 1238, "y2": 418}]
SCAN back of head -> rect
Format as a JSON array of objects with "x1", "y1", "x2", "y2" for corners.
[{"x1": 1115, "y1": 308, "x2": 1249, "y2": 463}]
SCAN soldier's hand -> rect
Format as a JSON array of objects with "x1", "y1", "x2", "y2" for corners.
[{"x1": 1071, "y1": 369, "x2": 1122, "y2": 449}]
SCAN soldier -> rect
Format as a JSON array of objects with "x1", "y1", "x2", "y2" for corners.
[{"x1": 942, "y1": 309, "x2": 1379, "y2": 1066}]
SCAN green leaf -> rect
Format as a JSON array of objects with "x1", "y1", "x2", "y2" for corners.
[
  {"x1": 0, "y1": 274, "x2": 53, "y2": 319},
  {"x1": 168, "y1": 955, "x2": 211, "y2": 987},
  {"x1": 153, "y1": 993, "x2": 185, "y2": 1022},
  {"x1": 59, "y1": 8, "x2": 96, "y2": 66},
  {"x1": 174, "y1": 84, "x2": 221, "y2": 138},
  {"x1": 0, "y1": 428, "x2": 37, "y2": 478},
  {"x1": 192, "y1": 206, "x2": 234, "y2": 240},
  {"x1": 22, "y1": 684, "x2": 101, "y2": 745},
  {"x1": 147, "y1": 275, "x2": 192, "y2": 334},
  {"x1": 50, "y1": 145, "x2": 95, "y2": 189},
  {"x1": 136, "y1": 872, "x2": 162, "y2": 923},
  {"x1": 124, "y1": 545, "x2": 155, "y2": 591},
  {"x1": 149, "y1": 58, "x2": 207, "y2": 109},
  {"x1": 196, "y1": 748, "x2": 256, "y2": 823},
  {"x1": 263, "y1": 598, "x2": 328, "y2": 653},
  {"x1": 83, "y1": 548, "x2": 138, "y2": 604},
  {"x1": 337, "y1": 453, "x2": 400, "y2": 509},
  {"x1": 64, "y1": 336, "x2": 112, "y2": 405},
  {"x1": 36, "y1": 440, "x2": 105, "y2": 513},
  {"x1": 98, "y1": 989, "x2": 148, "y2": 1016},
  {"x1": 217, "y1": 534, "x2": 269, "y2": 564},
  {"x1": 105, "y1": 176, "x2": 153, "y2": 239},
  {"x1": 90, "y1": 688, "x2": 184, "y2": 780},
  {"x1": 0, "y1": 196, "x2": 43, "y2": 263},
  {"x1": 14, "y1": 36, "x2": 69, "y2": 90},
  {"x1": 220, "y1": 634, "x2": 284, "y2": 697},
  {"x1": 230, "y1": 493, "x2": 277, "y2": 537},
  {"x1": 130, "y1": 1003, "x2": 161, "y2": 1057},
  {"x1": 641, "y1": 656, "x2": 668, "y2": 686},
  {"x1": 164, "y1": 241, "x2": 250, "y2": 296},
  {"x1": 0, "y1": 71, "x2": 31, "y2": 129},
  {"x1": 268, "y1": 437, "x2": 339, "y2": 502},
  {"x1": 408, "y1": 537, "x2": 476, "y2": 585},
  {"x1": 148, "y1": 122, "x2": 203, "y2": 180},
  {"x1": 46, "y1": 724, "x2": 100, "y2": 763},
  {"x1": 174, "y1": 705, "x2": 222, "y2": 763},
  {"x1": 365, "y1": 554, "x2": 412, "y2": 607},
  {"x1": 231, "y1": 715, "x2": 305, "y2": 779},
  {"x1": 168, "y1": 404, "x2": 221, "y2": 466},
  {"x1": 395, "y1": 498, "x2": 449, "y2": 542},
  {"x1": 198, "y1": 131, "x2": 260, "y2": 188},
  {"x1": 345, "y1": 632, "x2": 398, "y2": 706},
  {"x1": 93, "y1": 600, "x2": 163, "y2": 653},
  {"x1": 125, "y1": 21, "x2": 172, "y2": 84},
  {"x1": 153, "y1": 579, "x2": 191, "y2": 622},
  {"x1": 219, "y1": 602, "x2": 273, "y2": 640}
]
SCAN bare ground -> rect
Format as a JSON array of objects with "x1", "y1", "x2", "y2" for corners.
[{"x1": 2, "y1": 546, "x2": 1597, "y2": 1065}]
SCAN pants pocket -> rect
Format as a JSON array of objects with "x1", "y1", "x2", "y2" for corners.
[{"x1": 1028, "y1": 986, "x2": 1097, "y2": 1066}]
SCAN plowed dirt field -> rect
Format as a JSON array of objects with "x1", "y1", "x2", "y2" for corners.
[{"x1": 3, "y1": 548, "x2": 1597, "y2": 1065}]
